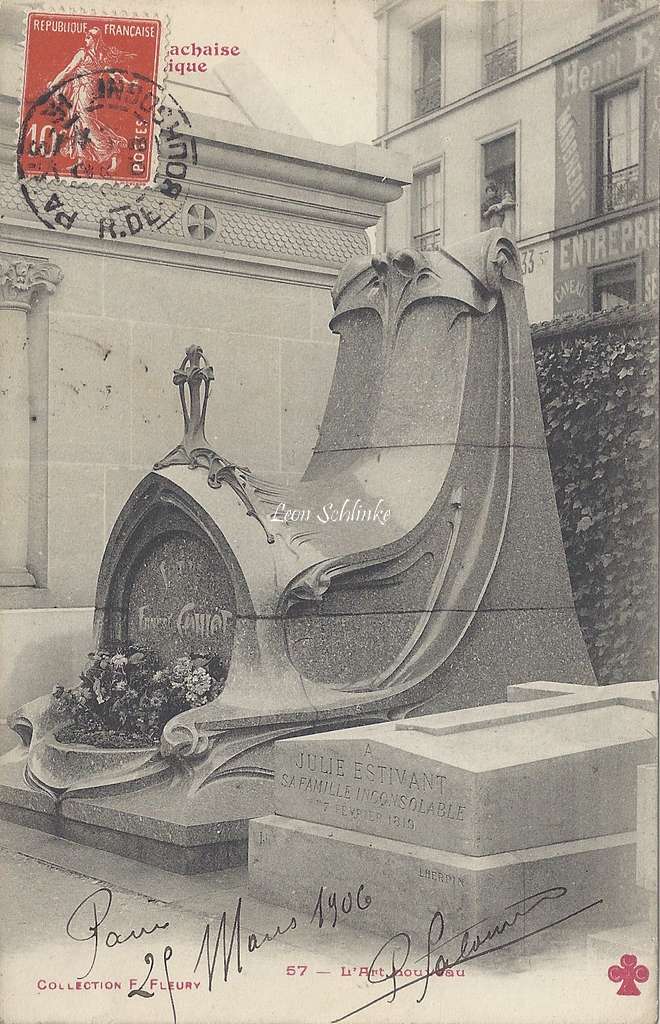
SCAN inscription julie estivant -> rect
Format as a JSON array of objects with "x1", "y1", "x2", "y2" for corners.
[
  {"x1": 281, "y1": 751, "x2": 466, "y2": 826},
  {"x1": 293, "y1": 752, "x2": 447, "y2": 791}
]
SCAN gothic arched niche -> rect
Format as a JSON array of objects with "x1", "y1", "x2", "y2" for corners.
[{"x1": 95, "y1": 476, "x2": 253, "y2": 676}]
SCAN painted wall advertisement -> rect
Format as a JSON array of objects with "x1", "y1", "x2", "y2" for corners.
[{"x1": 553, "y1": 16, "x2": 659, "y2": 314}]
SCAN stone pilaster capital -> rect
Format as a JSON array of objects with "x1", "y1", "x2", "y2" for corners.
[{"x1": 0, "y1": 256, "x2": 63, "y2": 311}]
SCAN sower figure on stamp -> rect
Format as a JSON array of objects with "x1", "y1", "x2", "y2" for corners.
[{"x1": 47, "y1": 27, "x2": 133, "y2": 175}]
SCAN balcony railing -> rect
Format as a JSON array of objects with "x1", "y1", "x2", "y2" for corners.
[
  {"x1": 414, "y1": 77, "x2": 442, "y2": 117},
  {"x1": 414, "y1": 229, "x2": 443, "y2": 251},
  {"x1": 600, "y1": 164, "x2": 640, "y2": 212},
  {"x1": 483, "y1": 41, "x2": 517, "y2": 86},
  {"x1": 598, "y1": 0, "x2": 645, "y2": 19}
]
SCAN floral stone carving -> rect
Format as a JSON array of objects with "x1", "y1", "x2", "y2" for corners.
[{"x1": 0, "y1": 256, "x2": 63, "y2": 309}]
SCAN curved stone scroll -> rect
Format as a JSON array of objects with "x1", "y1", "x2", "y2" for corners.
[
  {"x1": 127, "y1": 228, "x2": 595, "y2": 719},
  {"x1": 6, "y1": 695, "x2": 168, "y2": 801},
  {"x1": 274, "y1": 230, "x2": 589, "y2": 699},
  {"x1": 141, "y1": 227, "x2": 593, "y2": 720}
]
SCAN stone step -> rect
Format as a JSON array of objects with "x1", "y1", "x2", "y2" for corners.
[{"x1": 249, "y1": 813, "x2": 641, "y2": 948}]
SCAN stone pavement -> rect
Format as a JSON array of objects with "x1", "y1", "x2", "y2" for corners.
[{"x1": 0, "y1": 820, "x2": 655, "y2": 1024}]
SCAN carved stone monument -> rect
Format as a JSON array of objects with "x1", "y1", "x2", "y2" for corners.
[{"x1": 0, "y1": 229, "x2": 596, "y2": 871}]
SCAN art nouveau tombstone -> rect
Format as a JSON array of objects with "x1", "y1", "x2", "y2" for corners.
[{"x1": 0, "y1": 229, "x2": 596, "y2": 871}]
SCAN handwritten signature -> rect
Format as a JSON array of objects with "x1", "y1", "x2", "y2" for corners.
[{"x1": 333, "y1": 886, "x2": 603, "y2": 1021}]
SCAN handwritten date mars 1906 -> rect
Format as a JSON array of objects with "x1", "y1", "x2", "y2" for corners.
[{"x1": 64, "y1": 881, "x2": 370, "y2": 1023}]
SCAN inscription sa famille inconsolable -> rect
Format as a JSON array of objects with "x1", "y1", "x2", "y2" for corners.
[
  {"x1": 278, "y1": 742, "x2": 467, "y2": 842},
  {"x1": 126, "y1": 532, "x2": 236, "y2": 664}
]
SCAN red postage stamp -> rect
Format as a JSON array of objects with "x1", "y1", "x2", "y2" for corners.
[{"x1": 19, "y1": 12, "x2": 162, "y2": 184}]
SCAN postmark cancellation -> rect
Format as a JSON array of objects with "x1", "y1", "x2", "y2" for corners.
[{"x1": 19, "y1": 11, "x2": 163, "y2": 186}]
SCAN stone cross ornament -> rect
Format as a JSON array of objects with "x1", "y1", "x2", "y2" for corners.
[{"x1": 153, "y1": 344, "x2": 274, "y2": 543}]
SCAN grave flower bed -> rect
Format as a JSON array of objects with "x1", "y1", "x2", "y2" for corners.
[{"x1": 51, "y1": 645, "x2": 226, "y2": 748}]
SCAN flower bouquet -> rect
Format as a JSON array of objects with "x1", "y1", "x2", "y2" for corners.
[{"x1": 51, "y1": 645, "x2": 226, "y2": 748}]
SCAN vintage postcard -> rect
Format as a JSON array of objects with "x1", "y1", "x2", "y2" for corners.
[{"x1": 0, "y1": 1, "x2": 657, "y2": 1023}]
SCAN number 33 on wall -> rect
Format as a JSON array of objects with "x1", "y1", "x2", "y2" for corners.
[{"x1": 521, "y1": 248, "x2": 549, "y2": 275}]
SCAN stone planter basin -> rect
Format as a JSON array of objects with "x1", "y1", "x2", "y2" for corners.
[{"x1": 8, "y1": 694, "x2": 169, "y2": 797}]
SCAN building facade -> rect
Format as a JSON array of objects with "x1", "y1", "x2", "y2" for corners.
[{"x1": 375, "y1": 0, "x2": 659, "y2": 323}]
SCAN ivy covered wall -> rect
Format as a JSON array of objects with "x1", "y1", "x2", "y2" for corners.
[{"x1": 532, "y1": 304, "x2": 658, "y2": 684}]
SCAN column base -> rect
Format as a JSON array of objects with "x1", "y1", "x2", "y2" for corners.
[{"x1": 0, "y1": 569, "x2": 36, "y2": 587}]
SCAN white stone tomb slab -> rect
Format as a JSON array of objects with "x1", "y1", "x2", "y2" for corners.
[{"x1": 271, "y1": 695, "x2": 656, "y2": 855}]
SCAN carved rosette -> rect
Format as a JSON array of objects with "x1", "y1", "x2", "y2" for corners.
[{"x1": 0, "y1": 256, "x2": 63, "y2": 311}]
